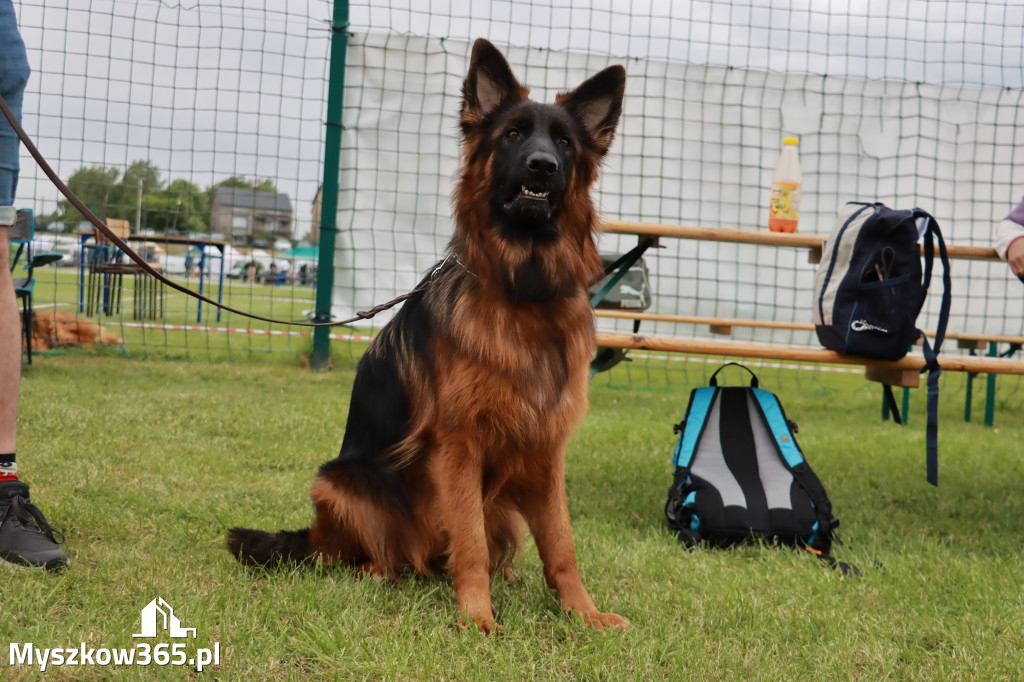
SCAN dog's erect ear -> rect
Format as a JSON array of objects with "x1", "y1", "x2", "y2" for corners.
[
  {"x1": 462, "y1": 39, "x2": 525, "y2": 121},
  {"x1": 560, "y1": 65, "x2": 626, "y2": 154}
]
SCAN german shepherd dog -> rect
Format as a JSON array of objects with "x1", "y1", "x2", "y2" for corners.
[{"x1": 228, "y1": 38, "x2": 628, "y2": 633}]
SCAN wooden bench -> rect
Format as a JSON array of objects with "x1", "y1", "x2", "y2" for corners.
[
  {"x1": 601, "y1": 220, "x2": 999, "y2": 264},
  {"x1": 595, "y1": 311, "x2": 1024, "y2": 349},
  {"x1": 594, "y1": 219, "x2": 1024, "y2": 424}
]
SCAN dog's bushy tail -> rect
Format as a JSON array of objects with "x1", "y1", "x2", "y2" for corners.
[{"x1": 227, "y1": 527, "x2": 311, "y2": 566}]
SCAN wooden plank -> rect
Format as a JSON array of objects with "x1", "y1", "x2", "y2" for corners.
[
  {"x1": 949, "y1": 332, "x2": 1024, "y2": 345},
  {"x1": 594, "y1": 311, "x2": 1024, "y2": 346},
  {"x1": 601, "y1": 220, "x2": 1000, "y2": 261},
  {"x1": 864, "y1": 365, "x2": 921, "y2": 388},
  {"x1": 956, "y1": 338, "x2": 987, "y2": 351},
  {"x1": 594, "y1": 309, "x2": 815, "y2": 331},
  {"x1": 595, "y1": 331, "x2": 1024, "y2": 376},
  {"x1": 602, "y1": 220, "x2": 824, "y2": 248}
]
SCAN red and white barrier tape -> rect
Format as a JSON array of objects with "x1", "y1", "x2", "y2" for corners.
[
  {"x1": 117, "y1": 322, "x2": 858, "y2": 374},
  {"x1": 118, "y1": 321, "x2": 375, "y2": 342}
]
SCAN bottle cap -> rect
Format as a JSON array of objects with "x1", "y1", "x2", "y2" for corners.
[{"x1": 783, "y1": 136, "x2": 799, "y2": 145}]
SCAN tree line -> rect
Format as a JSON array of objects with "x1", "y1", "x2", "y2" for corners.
[{"x1": 40, "y1": 159, "x2": 277, "y2": 235}]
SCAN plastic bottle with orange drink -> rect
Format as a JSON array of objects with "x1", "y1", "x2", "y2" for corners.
[{"x1": 769, "y1": 136, "x2": 802, "y2": 232}]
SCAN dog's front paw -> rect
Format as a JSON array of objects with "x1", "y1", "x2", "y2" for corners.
[
  {"x1": 355, "y1": 561, "x2": 387, "y2": 580},
  {"x1": 458, "y1": 605, "x2": 502, "y2": 635},
  {"x1": 574, "y1": 610, "x2": 632, "y2": 632}
]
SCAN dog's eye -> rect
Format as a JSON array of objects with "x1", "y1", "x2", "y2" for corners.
[
  {"x1": 557, "y1": 136, "x2": 571, "y2": 147},
  {"x1": 506, "y1": 128, "x2": 520, "y2": 140}
]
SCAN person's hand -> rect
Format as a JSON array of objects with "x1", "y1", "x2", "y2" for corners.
[{"x1": 1008, "y1": 237, "x2": 1024, "y2": 280}]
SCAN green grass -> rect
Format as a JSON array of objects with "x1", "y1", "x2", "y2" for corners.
[{"x1": 3, "y1": 355, "x2": 1024, "y2": 680}]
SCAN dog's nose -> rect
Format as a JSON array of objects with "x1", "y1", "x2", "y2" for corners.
[{"x1": 526, "y1": 151, "x2": 558, "y2": 175}]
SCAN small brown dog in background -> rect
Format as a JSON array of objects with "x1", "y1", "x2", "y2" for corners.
[{"x1": 28, "y1": 309, "x2": 121, "y2": 351}]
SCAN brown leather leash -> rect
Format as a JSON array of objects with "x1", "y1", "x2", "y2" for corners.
[{"x1": 0, "y1": 94, "x2": 428, "y2": 328}]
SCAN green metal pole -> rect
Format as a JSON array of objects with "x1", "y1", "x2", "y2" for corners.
[
  {"x1": 964, "y1": 370, "x2": 974, "y2": 422},
  {"x1": 984, "y1": 342, "x2": 998, "y2": 427},
  {"x1": 311, "y1": 0, "x2": 350, "y2": 370}
]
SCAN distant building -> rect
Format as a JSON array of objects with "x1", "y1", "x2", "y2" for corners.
[{"x1": 210, "y1": 187, "x2": 293, "y2": 246}]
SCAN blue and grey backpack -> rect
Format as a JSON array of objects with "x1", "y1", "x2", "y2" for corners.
[{"x1": 665, "y1": 364, "x2": 843, "y2": 565}]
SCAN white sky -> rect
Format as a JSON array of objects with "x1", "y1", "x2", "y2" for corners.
[
  {"x1": 352, "y1": 0, "x2": 1024, "y2": 89},
  {"x1": 15, "y1": 0, "x2": 332, "y2": 238}
]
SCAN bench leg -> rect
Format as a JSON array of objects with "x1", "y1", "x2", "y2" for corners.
[
  {"x1": 22, "y1": 294, "x2": 31, "y2": 365},
  {"x1": 984, "y1": 342, "x2": 998, "y2": 427},
  {"x1": 964, "y1": 370, "x2": 975, "y2": 422},
  {"x1": 867, "y1": 366, "x2": 917, "y2": 425}
]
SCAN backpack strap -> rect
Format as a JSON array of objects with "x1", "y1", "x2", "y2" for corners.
[
  {"x1": 674, "y1": 363, "x2": 754, "y2": 470},
  {"x1": 921, "y1": 334, "x2": 942, "y2": 486},
  {"x1": 664, "y1": 467, "x2": 702, "y2": 545},
  {"x1": 667, "y1": 377, "x2": 724, "y2": 544},
  {"x1": 917, "y1": 210, "x2": 952, "y2": 355},
  {"x1": 672, "y1": 386, "x2": 718, "y2": 468},
  {"x1": 807, "y1": 544, "x2": 863, "y2": 576},
  {"x1": 749, "y1": 389, "x2": 839, "y2": 554},
  {"x1": 589, "y1": 238, "x2": 654, "y2": 308},
  {"x1": 750, "y1": 389, "x2": 856, "y2": 571},
  {"x1": 882, "y1": 384, "x2": 903, "y2": 425},
  {"x1": 915, "y1": 211, "x2": 951, "y2": 486},
  {"x1": 708, "y1": 362, "x2": 759, "y2": 388}
]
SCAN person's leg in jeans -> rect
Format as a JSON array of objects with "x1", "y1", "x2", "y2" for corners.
[{"x1": 0, "y1": 0, "x2": 67, "y2": 570}]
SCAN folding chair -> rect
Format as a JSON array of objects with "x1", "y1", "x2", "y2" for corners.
[
  {"x1": 85, "y1": 218, "x2": 136, "y2": 317},
  {"x1": 8, "y1": 209, "x2": 61, "y2": 364}
]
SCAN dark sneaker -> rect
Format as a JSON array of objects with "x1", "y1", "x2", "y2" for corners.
[{"x1": 0, "y1": 481, "x2": 68, "y2": 570}]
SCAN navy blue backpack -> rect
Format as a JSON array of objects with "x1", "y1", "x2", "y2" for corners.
[{"x1": 812, "y1": 202, "x2": 951, "y2": 485}]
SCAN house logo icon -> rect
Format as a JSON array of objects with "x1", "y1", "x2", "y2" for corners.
[{"x1": 132, "y1": 597, "x2": 197, "y2": 639}]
